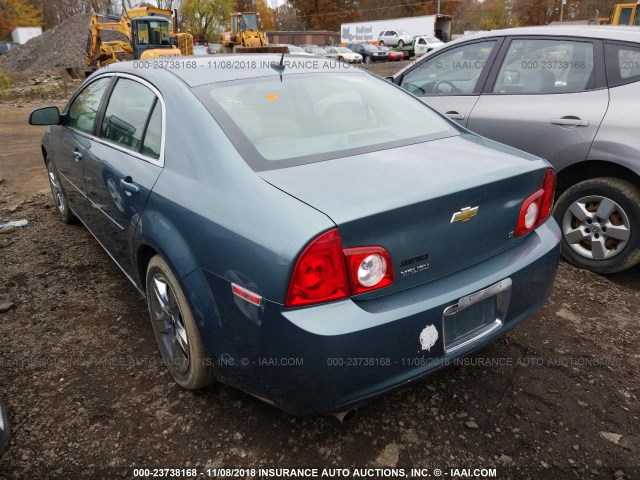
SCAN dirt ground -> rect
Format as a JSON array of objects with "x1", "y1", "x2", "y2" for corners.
[{"x1": 0, "y1": 93, "x2": 639, "y2": 480}]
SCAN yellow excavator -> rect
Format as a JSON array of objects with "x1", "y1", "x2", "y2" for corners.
[
  {"x1": 218, "y1": 12, "x2": 287, "y2": 54},
  {"x1": 85, "y1": 8, "x2": 194, "y2": 71}
]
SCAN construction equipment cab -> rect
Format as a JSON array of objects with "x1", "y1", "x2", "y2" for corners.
[
  {"x1": 597, "y1": 3, "x2": 640, "y2": 25},
  {"x1": 86, "y1": 13, "x2": 181, "y2": 70},
  {"x1": 611, "y1": 3, "x2": 640, "y2": 25},
  {"x1": 133, "y1": 16, "x2": 175, "y2": 57}
]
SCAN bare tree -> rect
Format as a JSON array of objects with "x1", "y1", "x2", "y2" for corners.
[{"x1": 156, "y1": 0, "x2": 180, "y2": 10}]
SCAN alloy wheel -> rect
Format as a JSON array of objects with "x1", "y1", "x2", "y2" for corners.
[
  {"x1": 47, "y1": 162, "x2": 65, "y2": 216},
  {"x1": 562, "y1": 195, "x2": 631, "y2": 260},
  {"x1": 149, "y1": 273, "x2": 190, "y2": 374}
]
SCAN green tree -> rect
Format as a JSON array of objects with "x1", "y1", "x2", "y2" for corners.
[
  {"x1": 273, "y1": 2, "x2": 306, "y2": 30},
  {"x1": 255, "y1": 0, "x2": 274, "y2": 30},
  {"x1": 181, "y1": 0, "x2": 235, "y2": 40},
  {"x1": 0, "y1": 0, "x2": 42, "y2": 40}
]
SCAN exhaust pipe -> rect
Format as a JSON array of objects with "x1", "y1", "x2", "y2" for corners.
[{"x1": 333, "y1": 408, "x2": 357, "y2": 423}]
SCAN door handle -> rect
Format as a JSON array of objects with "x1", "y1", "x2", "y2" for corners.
[
  {"x1": 72, "y1": 150, "x2": 83, "y2": 161},
  {"x1": 120, "y1": 177, "x2": 139, "y2": 195},
  {"x1": 551, "y1": 117, "x2": 589, "y2": 127},
  {"x1": 445, "y1": 111, "x2": 465, "y2": 120}
]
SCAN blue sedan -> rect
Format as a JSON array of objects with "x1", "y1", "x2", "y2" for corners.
[{"x1": 29, "y1": 56, "x2": 560, "y2": 416}]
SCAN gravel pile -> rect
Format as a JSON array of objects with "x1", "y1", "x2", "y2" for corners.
[{"x1": 0, "y1": 13, "x2": 127, "y2": 77}]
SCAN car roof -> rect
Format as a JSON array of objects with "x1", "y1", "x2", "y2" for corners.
[
  {"x1": 104, "y1": 54, "x2": 366, "y2": 87},
  {"x1": 453, "y1": 25, "x2": 640, "y2": 44}
]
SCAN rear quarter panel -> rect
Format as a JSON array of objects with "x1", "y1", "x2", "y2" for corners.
[{"x1": 588, "y1": 81, "x2": 640, "y2": 177}]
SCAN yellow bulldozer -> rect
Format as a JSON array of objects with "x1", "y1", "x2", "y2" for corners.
[
  {"x1": 218, "y1": 12, "x2": 287, "y2": 54},
  {"x1": 85, "y1": 7, "x2": 194, "y2": 71}
]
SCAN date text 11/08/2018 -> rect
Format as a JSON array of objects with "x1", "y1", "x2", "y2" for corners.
[
  {"x1": 131, "y1": 59, "x2": 358, "y2": 71},
  {"x1": 132, "y1": 467, "x2": 499, "y2": 478}
]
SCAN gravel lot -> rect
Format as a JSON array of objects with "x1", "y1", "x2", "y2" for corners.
[{"x1": 0, "y1": 90, "x2": 639, "y2": 480}]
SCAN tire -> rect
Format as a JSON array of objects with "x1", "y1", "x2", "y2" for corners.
[
  {"x1": 338, "y1": 56, "x2": 344, "y2": 62},
  {"x1": 146, "y1": 255, "x2": 215, "y2": 390},
  {"x1": 0, "y1": 399, "x2": 9, "y2": 455},
  {"x1": 379, "y1": 41, "x2": 385, "y2": 46},
  {"x1": 553, "y1": 177, "x2": 640, "y2": 274},
  {"x1": 365, "y1": 55, "x2": 372, "y2": 64},
  {"x1": 398, "y1": 40, "x2": 405, "y2": 47},
  {"x1": 46, "y1": 157, "x2": 77, "y2": 224}
]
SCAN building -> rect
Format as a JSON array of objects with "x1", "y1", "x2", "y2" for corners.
[
  {"x1": 11, "y1": 27, "x2": 42, "y2": 44},
  {"x1": 266, "y1": 31, "x2": 340, "y2": 46}
]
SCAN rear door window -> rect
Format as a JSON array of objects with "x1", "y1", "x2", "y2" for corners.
[
  {"x1": 142, "y1": 101, "x2": 162, "y2": 159},
  {"x1": 492, "y1": 38, "x2": 595, "y2": 94},
  {"x1": 100, "y1": 78, "x2": 157, "y2": 154},
  {"x1": 605, "y1": 43, "x2": 640, "y2": 87}
]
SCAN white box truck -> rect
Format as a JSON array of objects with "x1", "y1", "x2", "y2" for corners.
[
  {"x1": 11, "y1": 27, "x2": 42, "y2": 45},
  {"x1": 340, "y1": 15, "x2": 452, "y2": 44}
]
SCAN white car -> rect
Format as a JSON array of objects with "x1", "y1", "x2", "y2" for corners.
[
  {"x1": 323, "y1": 46, "x2": 362, "y2": 63},
  {"x1": 378, "y1": 29, "x2": 413, "y2": 47},
  {"x1": 286, "y1": 45, "x2": 314, "y2": 56},
  {"x1": 193, "y1": 45, "x2": 209, "y2": 56}
]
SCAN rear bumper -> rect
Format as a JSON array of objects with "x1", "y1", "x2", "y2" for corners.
[{"x1": 184, "y1": 219, "x2": 561, "y2": 415}]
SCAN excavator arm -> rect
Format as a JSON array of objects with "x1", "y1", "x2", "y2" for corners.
[{"x1": 85, "y1": 13, "x2": 133, "y2": 69}]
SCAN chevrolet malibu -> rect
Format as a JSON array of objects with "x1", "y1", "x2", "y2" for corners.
[{"x1": 29, "y1": 56, "x2": 560, "y2": 416}]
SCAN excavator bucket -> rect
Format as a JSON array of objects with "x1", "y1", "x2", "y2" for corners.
[{"x1": 233, "y1": 45, "x2": 289, "y2": 54}]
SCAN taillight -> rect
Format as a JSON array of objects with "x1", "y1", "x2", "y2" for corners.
[
  {"x1": 343, "y1": 246, "x2": 394, "y2": 295},
  {"x1": 285, "y1": 229, "x2": 350, "y2": 307},
  {"x1": 285, "y1": 229, "x2": 395, "y2": 307},
  {"x1": 539, "y1": 168, "x2": 556, "y2": 220},
  {"x1": 516, "y1": 168, "x2": 556, "y2": 237}
]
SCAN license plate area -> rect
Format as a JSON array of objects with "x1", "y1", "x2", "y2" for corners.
[{"x1": 442, "y1": 278, "x2": 512, "y2": 354}]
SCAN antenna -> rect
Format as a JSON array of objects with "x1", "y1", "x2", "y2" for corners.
[
  {"x1": 270, "y1": 52, "x2": 285, "y2": 81},
  {"x1": 271, "y1": 52, "x2": 285, "y2": 72}
]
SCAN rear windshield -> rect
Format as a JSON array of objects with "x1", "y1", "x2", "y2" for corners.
[{"x1": 194, "y1": 72, "x2": 458, "y2": 170}]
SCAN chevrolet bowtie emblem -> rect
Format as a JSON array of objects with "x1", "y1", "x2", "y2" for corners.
[{"x1": 451, "y1": 206, "x2": 479, "y2": 223}]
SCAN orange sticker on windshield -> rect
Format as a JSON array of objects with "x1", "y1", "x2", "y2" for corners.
[{"x1": 265, "y1": 93, "x2": 279, "y2": 100}]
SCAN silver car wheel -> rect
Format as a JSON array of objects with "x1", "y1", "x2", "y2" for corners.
[
  {"x1": 47, "y1": 162, "x2": 65, "y2": 216},
  {"x1": 562, "y1": 195, "x2": 631, "y2": 260},
  {"x1": 150, "y1": 273, "x2": 190, "y2": 375}
]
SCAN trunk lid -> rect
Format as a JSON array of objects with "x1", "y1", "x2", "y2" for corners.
[{"x1": 260, "y1": 134, "x2": 549, "y2": 298}]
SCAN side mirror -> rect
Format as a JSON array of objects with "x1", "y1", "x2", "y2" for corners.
[
  {"x1": 0, "y1": 400, "x2": 10, "y2": 455},
  {"x1": 385, "y1": 76, "x2": 395, "y2": 83},
  {"x1": 502, "y1": 70, "x2": 520, "y2": 85},
  {"x1": 29, "y1": 106, "x2": 61, "y2": 126}
]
